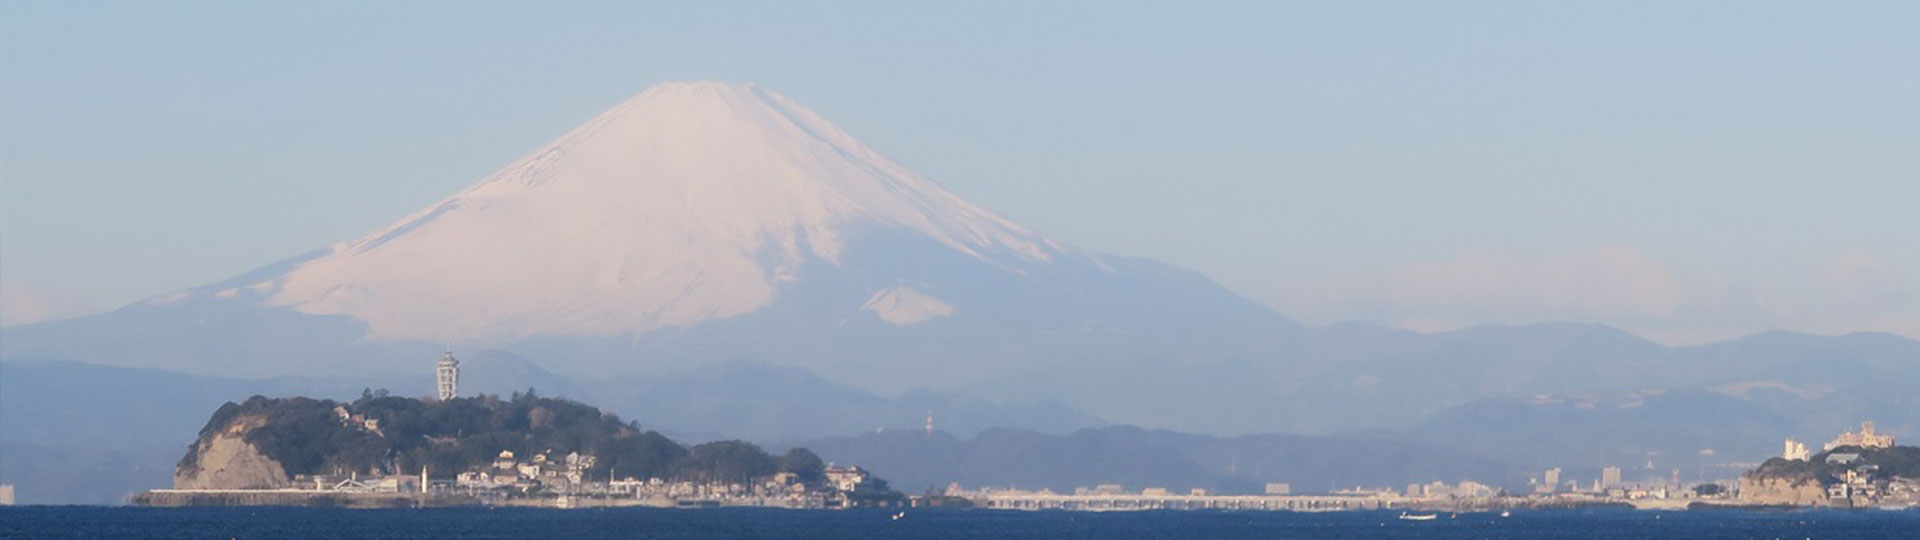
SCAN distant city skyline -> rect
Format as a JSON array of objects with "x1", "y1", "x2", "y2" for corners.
[{"x1": 3, "y1": 1, "x2": 1916, "y2": 344}]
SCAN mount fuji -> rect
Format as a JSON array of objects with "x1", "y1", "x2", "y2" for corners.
[
  {"x1": 6, "y1": 83, "x2": 1920, "y2": 506},
  {"x1": 2, "y1": 82, "x2": 1296, "y2": 391},
  {"x1": 8, "y1": 81, "x2": 1916, "y2": 440}
]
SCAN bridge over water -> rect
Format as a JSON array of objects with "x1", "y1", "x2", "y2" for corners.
[{"x1": 978, "y1": 493, "x2": 1407, "y2": 512}]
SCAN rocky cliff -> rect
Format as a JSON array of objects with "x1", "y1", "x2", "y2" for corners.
[
  {"x1": 1736, "y1": 445, "x2": 1920, "y2": 506},
  {"x1": 1737, "y1": 474, "x2": 1827, "y2": 506},
  {"x1": 174, "y1": 414, "x2": 290, "y2": 489}
]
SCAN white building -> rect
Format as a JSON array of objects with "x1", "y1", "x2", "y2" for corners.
[
  {"x1": 1784, "y1": 439, "x2": 1811, "y2": 461},
  {"x1": 824, "y1": 465, "x2": 875, "y2": 492},
  {"x1": 1823, "y1": 421, "x2": 1896, "y2": 451},
  {"x1": 1456, "y1": 481, "x2": 1496, "y2": 498}
]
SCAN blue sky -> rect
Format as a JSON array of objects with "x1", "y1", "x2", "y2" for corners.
[{"x1": 2, "y1": 1, "x2": 1915, "y2": 343}]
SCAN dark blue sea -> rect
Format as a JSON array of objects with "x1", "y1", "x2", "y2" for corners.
[{"x1": 3, "y1": 506, "x2": 1916, "y2": 539}]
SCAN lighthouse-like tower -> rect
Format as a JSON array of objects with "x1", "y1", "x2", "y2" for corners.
[{"x1": 436, "y1": 349, "x2": 459, "y2": 401}]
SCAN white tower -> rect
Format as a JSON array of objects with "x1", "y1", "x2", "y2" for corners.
[
  {"x1": 436, "y1": 349, "x2": 459, "y2": 400},
  {"x1": 925, "y1": 410, "x2": 934, "y2": 436}
]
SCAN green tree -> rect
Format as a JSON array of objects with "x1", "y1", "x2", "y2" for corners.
[
  {"x1": 779, "y1": 448, "x2": 826, "y2": 485},
  {"x1": 676, "y1": 441, "x2": 778, "y2": 483}
]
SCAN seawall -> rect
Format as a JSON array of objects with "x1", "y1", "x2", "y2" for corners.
[{"x1": 133, "y1": 490, "x2": 479, "y2": 508}]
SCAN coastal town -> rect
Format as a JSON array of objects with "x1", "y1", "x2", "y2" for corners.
[
  {"x1": 954, "y1": 420, "x2": 1918, "y2": 512},
  {"x1": 134, "y1": 352, "x2": 1918, "y2": 512},
  {"x1": 141, "y1": 455, "x2": 904, "y2": 510}
]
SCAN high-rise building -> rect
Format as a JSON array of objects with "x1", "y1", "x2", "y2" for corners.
[
  {"x1": 1543, "y1": 467, "x2": 1562, "y2": 492},
  {"x1": 1601, "y1": 466, "x2": 1622, "y2": 488},
  {"x1": 436, "y1": 350, "x2": 459, "y2": 401}
]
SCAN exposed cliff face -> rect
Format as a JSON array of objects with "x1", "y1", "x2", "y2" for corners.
[
  {"x1": 1737, "y1": 446, "x2": 1920, "y2": 507},
  {"x1": 1738, "y1": 474, "x2": 1827, "y2": 506},
  {"x1": 174, "y1": 414, "x2": 290, "y2": 489}
]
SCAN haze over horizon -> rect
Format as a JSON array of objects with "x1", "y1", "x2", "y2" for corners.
[{"x1": 3, "y1": 2, "x2": 1916, "y2": 345}]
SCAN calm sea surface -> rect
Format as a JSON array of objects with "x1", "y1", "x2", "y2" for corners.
[{"x1": 3, "y1": 506, "x2": 1916, "y2": 539}]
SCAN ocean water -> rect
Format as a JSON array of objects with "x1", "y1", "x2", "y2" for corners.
[{"x1": 2, "y1": 506, "x2": 1916, "y2": 539}]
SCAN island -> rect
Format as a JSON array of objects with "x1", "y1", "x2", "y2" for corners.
[
  {"x1": 133, "y1": 390, "x2": 905, "y2": 509},
  {"x1": 1738, "y1": 426, "x2": 1920, "y2": 509}
]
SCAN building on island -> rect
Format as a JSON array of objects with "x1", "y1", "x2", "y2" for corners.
[
  {"x1": 1823, "y1": 421, "x2": 1895, "y2": 451},
  {"x1": 1783, "y1": 438, "x2": 1811, "y2": 461},
  {"x1": 820, "y1": 464, "x2": 905, "y2": 508},
  {"x1": 1601, "y1": 466, "x2": 1622, "y2": 488},
  {"x1": 333, "y1": 405, "x2": 383, "y2": 436},
  {"x1": 436, "y1": 349, "x2": 460, "y2": 400}
]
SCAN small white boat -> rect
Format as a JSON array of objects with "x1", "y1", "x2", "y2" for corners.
[
  {"x1": 1500, "y1": 510, "x2": 1511, "y2": 518},
  {"x1": 891, "y1": 511, "x2": 906, "y2": 521},
  {"x1": 1398, "y1": 512, "x2": 1438, "y2": 521}
]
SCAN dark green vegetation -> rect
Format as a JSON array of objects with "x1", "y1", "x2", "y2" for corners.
[
  {"x1": 182, "y1": 391, "x2": 822, "y2": 483},
  {"x1": 1750, "y1": 445, "x2": 1920, "y2": 484}
]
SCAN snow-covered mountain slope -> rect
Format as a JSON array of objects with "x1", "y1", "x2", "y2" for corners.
[
  {"x1": 265, "y1": 82, "x2": 1066, "y2": 342},
  {"x1": 1, "y1": 81, "x2": 1293, "y2": 384},
  {"x1": 10, "y1": 81, "x2": 1915, "y2": 441}
]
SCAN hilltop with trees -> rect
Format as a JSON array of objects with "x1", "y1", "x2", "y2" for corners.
[
  {"x1": 1748, "y1": 445, "x2": 1920, "y2": 484},
  {"x1": 176, "y1": 390, "x2": 824, "y2": 487}
]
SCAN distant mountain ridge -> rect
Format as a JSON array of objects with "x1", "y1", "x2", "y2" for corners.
[
  {"x1": 799, "y1": 425, "x2": 1518, "y2": 495},
  {"x1": 1393, "y1": 389, "x2": 1798, "y2": 483},
  {"x1": 581, "y1": 360, "x2": 1105, "y2": 442},
  {"x1": 0, "y1": 81, "x2": 1298, "y2": 395}
]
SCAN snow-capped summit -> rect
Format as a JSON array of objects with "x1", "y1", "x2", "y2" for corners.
[
  {"x1": 2, "y1": 80, "x2": 1290, "y2": 386},
  {"x1": 265, "y1": 82, "x2": 1067, "y2": 342}
]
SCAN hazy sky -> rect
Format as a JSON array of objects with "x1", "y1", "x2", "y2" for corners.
[{"x1": 2, "y1": 1, "x2": 1915, "y2": 343}]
